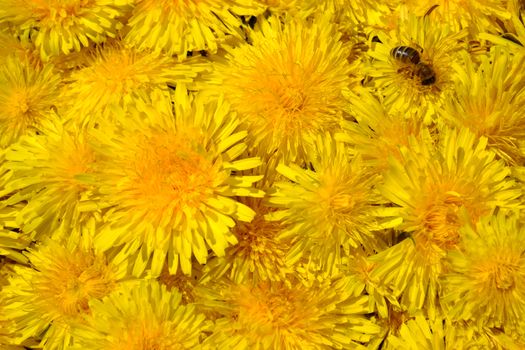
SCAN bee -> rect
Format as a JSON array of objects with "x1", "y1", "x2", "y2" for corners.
[
  {"x1": 390, "y1": 46, "x2": 421, "y2": 64},
  {"x1": 391, "y1": 45, "x2": 437, "y2": 86},
  {"x1": 415, "y1": 62, "x2": 436, "y2": 86}
]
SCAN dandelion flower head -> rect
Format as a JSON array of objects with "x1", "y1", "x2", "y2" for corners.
[
  {"x1": 1, "y1": 237, "x2": 125, "y2": 349},
  {"x1": 440, "y1": 48, "x2": 525, "y2": 165},
  {"x1": 443, "y1": 213, "x2": 525, "y2": 339},
  {"x1": 0, "y1": 0, "x2": 133, "y2": 61},
  {"x1": 0, "y1": 55, "x2": 61, "y2": 148},
  {"x1": 370, "y1": 128, "x2": 521, "y2": 315},
  {"x1": 268, "y1": 135, "x2": 399, "y2": 274},
  {"x1": 0, "y1": 119, "x2": 100, "y2": 239},
  {"x1": 92, "y1": 93, "x2": 264, "y2": 277},
  {"x1": 124, "y1": 0, "x2": 263, "y2": 58},
  {"x1": 367, "y1": 14, "x2": 466, "y2": 123},
  {"x1": 60, "y1": 41, "x2": 208, "y2": 127},
  {"x1": 206, "y1": 14, "x2": 353, "y2": 164},
  {"x1": 200, "y1": 274, "x2": 381, "y2": 349},
  {"x1": 73, "y1": 280, "x2": 211, "y2": 350}
]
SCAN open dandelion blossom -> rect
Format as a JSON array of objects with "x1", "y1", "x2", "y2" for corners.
[
  {"x1": 370, "y1": 128, "x2": 521, "y2": 315},
  {"x1": 0, "y1": 55, "x2": 61, "y2": 148},
  {"x1": 60, "y1": 41, "x2": 208, "y2": 127},
  {"x1": 73, "y1": 280, "x2": 211, "y2": 350},
  {"x1": 0, "y1": 0, "x2": 132, "y2": 61},
  {"x1": 268, "y1": 136, "x2": 399, "y2": 273},
  {"x1": 443, "y1": 213, "x2": 525, "y2": 338},
  {"x1": 367, "y1": 15, "x2": 466, "y2": 123},
  {"x1": 440, "y1": 49, "x2": 525, "y2": 165},
  {"x1": 93, "y1": 94, "x2": 264, "y2": 277},
  {"x1": 2, "y1": 237, "x2": 125, "y2": 349},
  {"x1": 206, "y1": 15, "x2": 353, "y2": 164},
  {"x1": 0, "y1": 120, "x2": 100, "y2": 239},
  {"x1": 200, "y1": 275, "x2": 381, "y2": 349},
  {"x1": 396, "y1": 0, "x2": 511, "y2": 34},
  {"x1": 125, "y1": 0, "x2": 262, "y2": 58}
]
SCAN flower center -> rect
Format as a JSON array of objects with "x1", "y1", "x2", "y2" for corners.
[
  {"x1": 133, "y1": 132, "x2": 216, "y2": 211},
  {"x1": 421, "y1": 192, "x2": 466, "y2": 249},
  {"x1": 8, "y1": 90, "x2": 33, "y2": 119},
  {"x1": 38, "y1": 250, "x2": 115, "y2": 318},
  {"x1": 235, "y1": 283, "x2": 309, "y2": 333},
  {"x1": 278, "y1": 85, "x2": 307, "y2": 113}
]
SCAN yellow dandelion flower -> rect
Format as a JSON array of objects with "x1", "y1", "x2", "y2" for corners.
[
  {"x1": 370, "y1": 128, "x2": 521, "y2": 315},
  {"x1": 0, "y1": 0, "x2": 132, "y2": 61},
  {"x1": 443, "y1": 213, "x2": 525, "y2": 338},
  {"x1": 124, "y1": 0, "x2": 262, "y2": 58},
  {"x1": 0, "y1": 120, "x2": 100, "y2": 239},
  {"x1": 367, "y1": 15, "x2": 466, "y2": 123},
  {"x1": 73, "y1": 280, "x2": 211, "y2": 350},
  {"x1": 0, "y1": 55, "x2": 61, "y2": 148},
  {"x1": 440, "y1": 49, "x2": 525, "y2": 165},
  {"x1": 206, "y1": 197, "x2": 292, "y2": 284},
  {"x1": 60, "y1": 41, "x2": 208, "y2": 127},
  {"x1": 92, "y1": 93, "x2": 264, "y2": 277},
  {"x1": 2, "y1": 237, "x2": 126, "y2": 349},
  {"x1": 206, "y1": 14, "x2": 353, "y2": 164},
  {"x1": 268, "y1": 136, "x2": 400, "y2": 273},
  {"x1": 336, "y1": 89, "x2": 433, "y2": 173},
  {"x1": 199, "y1": 275, "x2": 381, "y2": 349},
  {"x1": 396, "y1": 0, "x2": 511, "y2": 34}
]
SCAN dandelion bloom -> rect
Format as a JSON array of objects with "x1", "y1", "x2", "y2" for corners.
[
  {"x1": 199, "y1": 274, "x2": 381, "y2": 349},
  {"x1": 370, "y1": 128, "x2": 522, "y2": 316},
  {"x1": 268, "y1": 136, "x2": 399, "y2": 273},
  {"x1": 0, "y1": 0, "x2": 132, "y2": 60},
  {"x1": 440, "y1": 49, "x2": 525, "y2": 165},
  {"x1": 367, "y1": 15, "x2": 466, "y2": 123},
  {"x1": 60, "y1": 41, "x2": 208, "y2": 127},
  {"x1": 0, "y1": 55, "x2": 61, "y2": 148},
  {"x1": 0, "y1": 120, "x2": 100, "y2": 239},
  {"x1": 395, "y1": 0, "x2": 511, "y2": 34},
  {"x1": 1, "y1": 237, "x2": 125, "y2": 349},
  {"x1": 443, "y1": 213, "x2": 525, "y2": 339},
  {"x1": 205, "y1": 15, "x2": 353, "y2": 164},
  {"x1": 73, "y1": 280, "x2": 211, "y2": 350},
  {"x1": 92, "y1": 94, "x2": 264, "y2": 277},
  {"x1": 125, "y1": 0, "x2": 262, "y2": 58}
]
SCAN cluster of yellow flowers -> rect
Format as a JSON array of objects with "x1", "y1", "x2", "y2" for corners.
[{"x1": 0, "y1": 0, "x2": 524, "y2": 349}]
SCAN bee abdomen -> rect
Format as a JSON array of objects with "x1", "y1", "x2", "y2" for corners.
[{"x1": 391, "y1": 46, "x2": 421, "y2": 64}]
